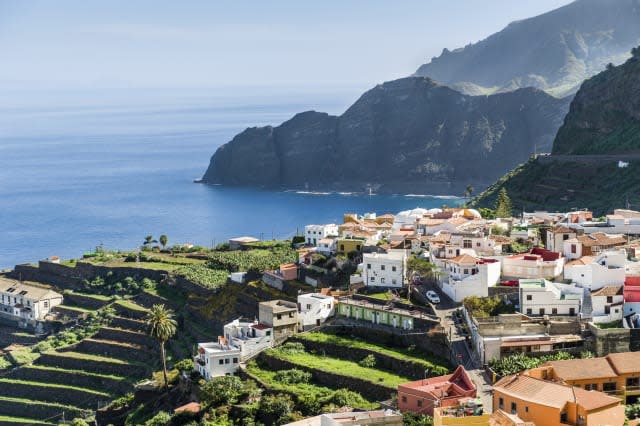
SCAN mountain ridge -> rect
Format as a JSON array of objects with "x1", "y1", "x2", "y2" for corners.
[
  {"x1": 202, "y1": 77, "x2": 569, "y2": 194},
  {"x1": 414, "y1": 0, "x2": 640, "y2": 97}
]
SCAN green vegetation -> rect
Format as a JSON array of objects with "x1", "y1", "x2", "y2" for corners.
[
  {"x1": 494, "y1": 188, "x2": 513, "y2": 218},
  {"x1": 0, "y1": 416, "x2": 53, "y2": 425},
  {"x1": 403, "y1": 412, "x2": 434, "y2": 426},
  {"x1": 115, "y1": 299, "x2": 149, "y2": 313},
  {"x1": 266, "y1": 345, "x2": 413, "y2": 388},
  {"x1": 489, "y1": 351, "x2": 574, "y2": 376},
  {"x1": 81, "y1": 274, "x2": 156, "y2": 295},
  {"x1": 145, "y1": 304, "x2": 177, "y2": 390},
  {"x1": 595, "y1": 320, "x2": 624, "y2": 329},
  {"x1": 175, "y1": 264, "x2": 228, "y2": 289},
  {"x1": 463, "y1": 295, "x2": 516, "y2": 319},
  {"x1": 0, "y1": 355, "x2": 11, "y2": 370},
  {"x1": 0, "y1": 378, "x2": 112, "y2": 397},
  {"x1": 295, "y1": 332, "x2": 450, "y2": 375},
  {"x1": 207, "y1": 246, "x2": 297, "y2": 273}
]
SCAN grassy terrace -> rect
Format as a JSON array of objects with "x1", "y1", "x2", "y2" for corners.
[
  {"x1": 245, "y1": 361, "x2": 378, "y2": 410},
  {"x1": 55, "y1": 304, "x2": 97, "y2": 313},
  {"x1": 0, "y1": 416, "x2": 53, "y2": 425},
  {"x1": 63, "y1": 291, "x2": 113, "y2": 302},
  {"x1": 0, "y1": 396, "x2": 89, "y2": 413},
  {"x1": 114, "y1": 299, "x2": 149, "y2": 313},
  {"x1": 103, "y1": 261, "x2": 180, "y2": 270},
  {"x1": 264, "y1": 348, "x2": 412, "y2": 388},
  {"x1": 367, "y1": 292, "x2": 411, "y2": 305},
  {"x1": 46, "y1": 350, "x2": 131, "y2": 364},
  {"x1": 0, "y1": 378, "x2": 112, "y2": 397},
  {"x1": 296, "y1": 332, "x2": 450, "y2": 375},
  {"x1": 23, "y1": 364, "x2": 128, "y2": 381}
]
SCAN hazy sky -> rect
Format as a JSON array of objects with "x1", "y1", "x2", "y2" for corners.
[{"x1": 0, "y1": 0, "x2": 574, "y2": 90}]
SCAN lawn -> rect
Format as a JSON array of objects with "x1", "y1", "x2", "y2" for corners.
[
  {"x1": 266, "y1": 347, "x2": 412, "y2": 388},
  {"x1": 296, "y1": 331, "x2": 450, "y2": 375},
  {"x1": 245, "y1": 361, "x2": 379, "y2": 410},
  {"x1": 367, "y1": 292, "x2": 411, "y2": 305}
]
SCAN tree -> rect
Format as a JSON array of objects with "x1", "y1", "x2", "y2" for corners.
[
  {"x1": 159, "y1": 234, "x2": 168, "y2": 249},
  {"x1": 200, "y1": 375, "x2": 244, "y2": 406},
  {"x1": 146, "y1": 304, "x2": 177, "y2": 391},
  {"x1": 407, "y1": 256, "x2": 435, "y2": 281},
  {"x1": 494, "y1": 188, "x2": 513, "y2": 218},
  {"x1": 463, "y1": 184, "x2": 474, "y2": 199}
]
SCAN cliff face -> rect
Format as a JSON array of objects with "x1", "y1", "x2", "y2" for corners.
[
  {"x1": 202, "y1": 78, "x2": 570, "y2": 194},
  {"x1": 471, "y1": 50, "x2": 640, "y2": 214},
  {"x1": 414, "y1": 0, "x2": 640, "y2": 97}
]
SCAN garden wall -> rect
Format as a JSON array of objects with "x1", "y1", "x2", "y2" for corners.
[{"x1": 258, "y1": 353, "x2": 396, "y2": 401}]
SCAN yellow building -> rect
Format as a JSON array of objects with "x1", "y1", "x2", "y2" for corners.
[
  {"x1": 493, "y1": 374, "x2": 624, "y2": 426},
  {"x1": 528, "y1": 351, "x2": 640, "y2": 403},
  {"x1": 335, "y1": 237, "x2": 365, "y2": 255}
]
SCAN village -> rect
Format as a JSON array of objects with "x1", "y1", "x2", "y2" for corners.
[{"x1": 3, "y1": 202, "x2": 640, "y2": 425}]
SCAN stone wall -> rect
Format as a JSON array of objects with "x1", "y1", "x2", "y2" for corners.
[
  {"x1": 66, "y1": 339, "x2": 154, "y2": 364},
  {"x1": 9, "y1": 366, "x2": 132, "y2": 395},
  {"x1": 135, "y1": 290, "x2": 181, "y2": 310},
  {"x1": 587, "y1": 323, "x2": 630, "y2": 355},
  {"x1": 291, "y1": 336, "x2": 450, "y2": 379},
  {"x1": 63, "y1": 292, "x2": 111, "y2": 310},
  {"x1": 0, "y1": 399, "x2": 87, "y2": 422},
  {"x1": 258, "y1": 353, "x2": 396, "y2": 401},
  {"x1": 36, "y1": 353, "x2": 148, "y2": 377},
  {"x1": 96, "y1": 327, "x2": 156, "y2": 349},
  {"x1": 0, "y1": 380, "x2": 107, "y2": 408},
  {"x1": 327, "y1": 319, "x2": 450, "y2": 360},
  {"x1": 110, "y1": 316, "x2": 147, "y2": 333}
]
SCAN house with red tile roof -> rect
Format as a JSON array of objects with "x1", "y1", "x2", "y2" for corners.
[
  {"x1": 440, "y1": 255, "x2": 501, "y2": 302},
  {"x1": 398, "y1": 366, "x2": 477, "y2": 416},
  {"x1": 502, "y1": 248, "x2": 565, "y2": 280}
]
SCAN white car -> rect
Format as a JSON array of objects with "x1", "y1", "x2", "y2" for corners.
[{"x1": 426, "y1": 291, "x2": 440, "y2": 304}]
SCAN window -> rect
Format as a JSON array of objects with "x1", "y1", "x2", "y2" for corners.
[
  {"x1": 392, "y1": 266, "x2": 396, "y2": 272},
  {"x1": 367, "y1": 264, "x2": 371, "y2": 269},
  {"x1": 289, "y1": 312, "x2": 294, "y2": 318},
  {"x1": 306, "y1": 304, "x2": 311, "y2": 310},
  {"x1": 463, "y1": 240, "x2": 472, "y2": 249},
  {"x1": 571, "y1": 244, "x2": 577, "y2": 254},
  {"x1": 401, "y1": 396, "x2": 407, "y2": 403},
  {"x1": 225, "y1": 358, "x2": 230, "y2": 364},
  {"x1": 525, "y1": 407, "x2": 529, "y2": 413},
  {"x1": 498, "y1": 398, "x2": 504, "y2": 409},
  {"x1": 340, "y1": 244, "x2": 344, "y2": 251},
  {"x1": 277, "y1": 314, "x2": 282, "y2": 320},
  {"x1": 569, "y1": 308, "x2": 576, "y2": 316},
  {"x1": 563, "y1": 235, "x2": 569, "y2": 241},
  {"x1": 233, "y1": 357, "x2": 238, "y2": 364},
  {"x1": 43, "y1": 301, "x2": 49, "y2": 308},
  {"x1": 510, "y1": 402, "x2": 517, "y2": 414},
  {"x1": 526, "y1": 309, "x2": 532, "y2": 315},
  {"x1": 603, "y1": 382, "x2": 617, "y2": 392},
  {"x1": 477, "y1": 242, "x2": 481, "y2": 247},
  {"x1": 585, "y1": 384, "x2": 598, "y2": 391},
  {"x1": 266, "y1": 330, "x2": 271, "y2": 336},
  {"x1": 381, "y1": 278, "x2": 386, "y2": 284},
  {"x1": 539, "y1": 308, "x2": 545, "y2": 315},
  {"x1": 370, "y1": 277, "x2": 375, "y2": 282},
  {"x1": 607, "y1": 296, "x2": 613, "y2": 303},
  {"x1": 526, "y1": 295, "x2": 532, "y2": 301},
  {"x1": 392, "y1": 279, "x2": 397, "y2": 285},
  {"x1": 560, "y1": 412, "x2": 568, "y2": 423},
  {"x1": 219, "y1": 359, "x2": 224, "y2": 365},
  {"x1": 463, "y1": 269, "x2": 469, "y2": 275},
  {"x1": 552, "y1": 308, "x2": 558, "y2": 315},
  {"x1": 627, "y1": 377, "x2": 639, "y2": 387},
  {"x1": 381, "y1": 265, "x2": 385, "y2": 271},
  {"x1": 417, "y1": 400, "x2": 423, "y2": 407}
]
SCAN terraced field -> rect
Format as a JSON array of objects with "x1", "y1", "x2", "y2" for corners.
[{"x1": 0, "y1": 300, "x2": 156, "y2": 425}]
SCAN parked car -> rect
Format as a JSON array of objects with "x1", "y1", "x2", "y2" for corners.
[
  {"x1": 500, "y1": 280, "x2": 519, "y2": 287},
  {"x1": 426, "y1": 290, "x2": 440, "y2": 304}
]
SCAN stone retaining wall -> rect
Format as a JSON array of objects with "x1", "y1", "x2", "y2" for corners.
[
  {"x1": 113, "y1": 304, "x2": 147, "y2": 320},
  {"x1": 9, "y1": 366, "x2": 132, "y2": 395},
  {"x1": 291, "y1": 336, "x2": 449, "y2": 379},
  {"x1": 0, "y1": 399, "x2": 88, "y2": 421},
  {"x1": 96, "y1": 327, "x2": 156, "y2": 349},
  {"x1": 36, "y1": 353, "x2": 148, "y2": 378},
  {"x1": 64, "y1": 292, "x2": 111, "y2": 310},
  {"x1": 67, "y1": 339, "x2": 154, "y2": 364},
  {"x1": 258, "y1": 353, "x2": 396, "y2": 401},
  {"x1": 0, "y1": 381, "x2": 107, "y2": 408},
  {"x1": 110, "y1": 316, "x2": 147, "y2": 333}
]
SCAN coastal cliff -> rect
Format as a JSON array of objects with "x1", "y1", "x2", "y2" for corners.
[
  {"x1": 471, "y1": 48, "x2": 640, "y2": 214},
  {"x1": 202, "y1": 77, "x2": 569, "y2": 195}
]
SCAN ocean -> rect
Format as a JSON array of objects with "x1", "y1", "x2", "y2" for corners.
[{"x1": 0, "y1": 87, "x2": 461, "y2": 269}]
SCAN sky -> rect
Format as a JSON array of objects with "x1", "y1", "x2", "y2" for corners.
[{"x1": 0, "y1": 0, "x2": 574, "y2": 91}]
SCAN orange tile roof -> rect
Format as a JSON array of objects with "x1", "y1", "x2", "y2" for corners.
[
  {"x1": 606, "y1": 352, "x2": 640, "y2": 375},
  {"x1": 591, "y1": 285, "x2": 623, "y2": 297},
  {"x1": 565, "y1": 256, "x2": 596, "y2": 267},
  {"x1": 577, "y1": 233, "x2": 627, "y2": 247},
  {"x1": 494, "y1": 375, "x2": 619, "y2": 412},
  {"x1": 546, "y1": 357, "x2": 617, "y2": 381},
  {"x1": 447, "y1": 254, "x2": 480, "y2": 265}
]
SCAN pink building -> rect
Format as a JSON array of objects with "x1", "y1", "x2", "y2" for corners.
[{"x1": 397, "y1": 366, "x2": 477, "y2": 416}]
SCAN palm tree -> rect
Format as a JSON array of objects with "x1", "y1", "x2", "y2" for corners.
[
  {"x1": 464, "y1": 184, "x2": 474, "y2": 199},
  {"x1": 146, "y1": 304, "x2": 177, "y2": 390},
  {"x1": 159, "y1": 234, "x2": 168, "y2": 249}
]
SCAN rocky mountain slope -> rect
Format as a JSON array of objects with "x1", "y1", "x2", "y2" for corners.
[
  {"x1": 202, "y1": 78, "x2": 569, "y2": 194},
  {"x1": 470, "y1": 49, "x2": 640, "y2": 215},
  {"x1": 414, "y1": 0, "x2": 640, "y2": 97}
]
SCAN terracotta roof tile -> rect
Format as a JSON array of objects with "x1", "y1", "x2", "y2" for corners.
[
  {"x1": 546, "y1": 358, "x2": 617, "y2": 381},
  {"x1": 606, "y1": 352, "x2": 640, "y2": 375},
  {"x1": 591, "y1": 285, "x2": 623, "y2": 297}
]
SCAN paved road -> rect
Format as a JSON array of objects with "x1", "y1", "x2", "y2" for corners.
[{"x1": 419, "y1": 283, "x2": 494, "y2": 412}]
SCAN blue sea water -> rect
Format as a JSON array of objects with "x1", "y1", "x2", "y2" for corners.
[{"x1": 0, "y1": 87, "x2": 460, "y2": 269}]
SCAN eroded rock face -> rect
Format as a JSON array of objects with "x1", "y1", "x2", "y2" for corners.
[
  {"x1": 202, "y1": 77, "x2": 569, "y2": 194},
  {"x1": 414, "y1": 0, "x2": 640, "y2": 97}
]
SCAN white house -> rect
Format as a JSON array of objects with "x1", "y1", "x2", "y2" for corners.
[
  {"x1": 298, "y1": 293, "x2": 335, "y2": 330},
  {"x1": 363, "y1": 251, "x2": 406, "y2": 288},
  {"x1": 316, "y1": 238, "x2": 336, "y2": 255},
  {"x1": 305, "y1": 224, "x2": 339, "y2": 246},
  {"x1": 0, "y1": 277, "x2": 63, "y2": 323},
  {"x1": 546, "y1": 226, "x2": 577, "y2": 252},
  {"x1": 518, "y1": 279, "x2": 583, "y2": 317},
  {"x1": 501, "y1": 248, "x2": 565, "y2": 280},
  {"x1": 563, "y1": 250, "x2": 626, "y2": 291},
  {"x1": 223, "y1": 319, "x2": 273, "y2": 361},
  {"x1": 590, "y1": 285, "x2": 624, "y2": 324},
  {"x1": 440, "y1": 255, "x2": 501, "y2": 302},
  {"x1": 194, "y1": 338, "x2": 241, "y2": 380}
]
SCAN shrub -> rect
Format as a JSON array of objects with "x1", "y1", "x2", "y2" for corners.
[
  {"x1": 144, "y1": 411, "x2": 172, "y2": 426},
  {"x1": 276, "y1": 342, "x2": 306, "y2": 355},
  {"x1": 358, "y1": 354, "x2": 376, "y2": 368},
  {"x1": 200, "y1": 376, "x2": 244, "y2": 407},
  {"x1": 70, "y1": 419, "x2": 90, "y2": 426},
  {"x1": 174, "y1": 358, "x2": 194, "y2": 372},
  {"x1": 274, "y1": 369, "x2": 312, "y2": 384}
]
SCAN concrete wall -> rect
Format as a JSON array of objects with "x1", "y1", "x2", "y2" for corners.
[{"x1": 587, "y1": 323, "x2": 630, "y2": 356}]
